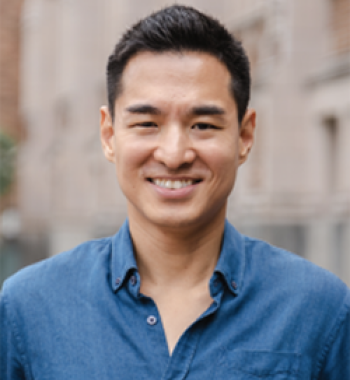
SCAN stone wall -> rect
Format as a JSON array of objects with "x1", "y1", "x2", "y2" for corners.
[{"x1": 330, "y1": 0, "x2": 350, "y2": 54}]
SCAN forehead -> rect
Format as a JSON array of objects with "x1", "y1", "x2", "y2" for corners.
[{"x1": 116, "y1": 51, "x2": 236, "y2": 111}]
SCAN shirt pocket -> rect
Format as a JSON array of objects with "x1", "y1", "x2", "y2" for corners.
[{"x1": 215, "y1": 349, "x2": 300, "y2": 379}]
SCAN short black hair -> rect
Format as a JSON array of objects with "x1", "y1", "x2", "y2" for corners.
[{"x1": 107, "y1": 5, "x2": 250, "y2": 123}]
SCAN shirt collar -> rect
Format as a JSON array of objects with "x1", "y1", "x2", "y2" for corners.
[
  {"x1": 213, "y1": 220, "x2": 246, "y2": 296},
  {"x1": 111, "y1": 219, "x2": 138, "y2": 292},
  {"x1": 111, "y1": 219, "x2": 246, "y2": 295}
]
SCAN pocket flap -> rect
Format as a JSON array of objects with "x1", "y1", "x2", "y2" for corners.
[{"x1": 221, "y1": 350, "x2": 300, "y2": 377}]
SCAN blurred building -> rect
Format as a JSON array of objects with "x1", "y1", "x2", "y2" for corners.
[
  {"x1": 0, "y1": 0, "x2": 25, "y2": 284},
  {"x1": 14, "y1": 0, "x2": 350, "y2": 284},
  {"x1": 0, "y1": 0, "x2": 23, "y2": 141}
]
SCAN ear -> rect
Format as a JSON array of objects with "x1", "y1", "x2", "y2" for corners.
[
  {"x1": 238, "y1": 109, "x2": 256, "y2": 166},
  {"x1": 100, "y1": 106, "x2": 116, "y2": 163}
]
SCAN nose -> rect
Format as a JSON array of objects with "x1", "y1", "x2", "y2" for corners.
[{"x1": 153, "y1": 125, "x2": 195, "y2": 169}]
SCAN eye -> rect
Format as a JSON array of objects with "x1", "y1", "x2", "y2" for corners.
[
  {"x1": 135, "y1": 121, "x2": 158, "y2": 128},
  {"x1": 192, "y1": 123, "x2": 218, "y2": 130}
]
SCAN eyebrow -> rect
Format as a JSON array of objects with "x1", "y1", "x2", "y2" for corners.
[
  {"x1": 125, "y1": 104, "x2": 161, "y2": 115},
  {"x1": 125, "y1": 104, "x2": 226, "y2": 117},
  {"x1": 190, "y1": 105, "x2": 226, "y2": 116}
]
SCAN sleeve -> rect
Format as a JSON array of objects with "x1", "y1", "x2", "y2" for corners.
[
  {"x1": 318, "y1": 293, "x2": 350, "y2": 380},
  {"x1": 0, "y1": 287, "x2": 27, "y2": 380}
]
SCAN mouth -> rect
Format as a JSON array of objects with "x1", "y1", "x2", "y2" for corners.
[{"x1": 147, "y1": 178, "x2": 202, "y2": 190}]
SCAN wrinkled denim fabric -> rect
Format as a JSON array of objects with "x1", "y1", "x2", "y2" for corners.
[{"x1": 1, "y1": 220, "x2": 350, "y2": 379}]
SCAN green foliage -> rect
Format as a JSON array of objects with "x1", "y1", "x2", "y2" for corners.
[{"x1": 0, "y1": 130, "x2": 16, "y2": 196}]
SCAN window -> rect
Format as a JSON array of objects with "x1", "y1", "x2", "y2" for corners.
[{"x1": 323, "y1": 116, "x2": 339, "y2": 193}]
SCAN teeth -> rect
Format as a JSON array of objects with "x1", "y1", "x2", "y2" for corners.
[
  {"x1": 153, "y1": 179, "x2": 195, "y2": 189},
  {"x1": 173, "y1": 181, "x2": 182, "y2": 189}
]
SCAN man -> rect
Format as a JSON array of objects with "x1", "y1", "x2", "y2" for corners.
[{"x1": 1, "y1": 5, "x2": 349, "y2": 379}]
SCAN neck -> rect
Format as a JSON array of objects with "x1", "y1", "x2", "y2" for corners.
[{"x1": 128, "y1": 209, "x2": 226, "y2": 292}]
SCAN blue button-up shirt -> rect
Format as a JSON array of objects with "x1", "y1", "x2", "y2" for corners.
[{"x1": 1, "y1": 220, "x2": 350, "y2": 379}]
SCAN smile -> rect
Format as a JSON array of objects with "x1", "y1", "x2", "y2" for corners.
[{"x1": 149, "y1": 179, "x2": 200, "y2": 189}]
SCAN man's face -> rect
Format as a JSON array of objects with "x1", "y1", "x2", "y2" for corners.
[{"x1": 100, "y1": 51, "x2": 255, "y2": 230}]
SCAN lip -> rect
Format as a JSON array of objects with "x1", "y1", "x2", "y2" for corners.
[
  {"x1": 147, "y1": 178, "x2": 201, "y2": 199},
  {"x1": 146, "y1": 175, "x2": 202, "y2": 180}
]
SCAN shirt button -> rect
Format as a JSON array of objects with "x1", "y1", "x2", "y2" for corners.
[
  {"x1": 130, "y1": 275, "x2": 137, "y2": 285},
  {"x1": 147, "y1": 315, "x2": 157, "y2": 326},
  {"x1": 115, "y1": 278, "x2": 121, "y2": 285},
  {"x1": 231, "y1": 281, "x2": 237, "y2": 290}
]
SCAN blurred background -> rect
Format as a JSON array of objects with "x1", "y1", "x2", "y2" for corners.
[{"x1": 0, "y1": 0, "x2": 350, "y2": 287}]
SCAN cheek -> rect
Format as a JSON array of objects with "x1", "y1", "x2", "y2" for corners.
[
  {"x1": 203, "y1": 140, "x2": 238, "y2": 173},
  {"x1": 115, "y1": 137, "x2": 153, "y2": 177},
  {"x1": 204, "y1": 143, "x2": 239, "y2": 195}
]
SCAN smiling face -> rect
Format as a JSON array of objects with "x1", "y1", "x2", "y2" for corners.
[{"x1": 100, "y1": 52, "x2": 255, "y2": 231}]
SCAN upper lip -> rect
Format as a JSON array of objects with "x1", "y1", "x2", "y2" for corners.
[
  {"x1": 146, "y1": 176, "x2": 203, "y2": 181},
  {"x1": 145, "y1": 172, "x2": 204, "y2": 179}
]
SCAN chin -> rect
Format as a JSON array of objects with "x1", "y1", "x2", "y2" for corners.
[
  {"x1": 128, "y1": 200, "x2": 226, "y2": 231},
  {"x1": 147, "y1": 209, "x2": 219, "y2": 231},
  {"x1": 154, "y1": 215, "x2": 198, "y2": 228}
]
